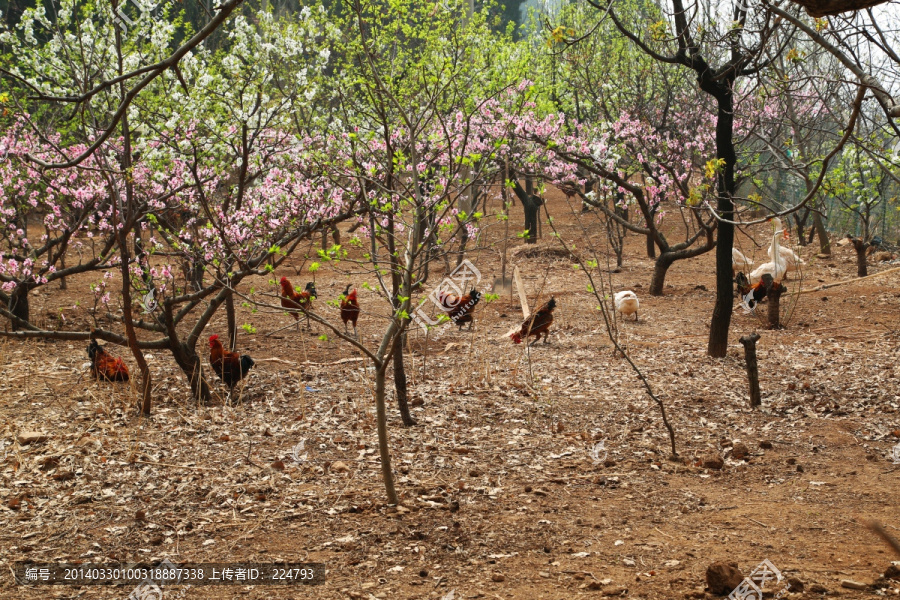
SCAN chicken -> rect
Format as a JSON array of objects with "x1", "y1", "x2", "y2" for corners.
[
  {"x1": 208, "y1": 334, "x2": 254, "y2": 389},
  {"x1": 614, "y1": 290, "x2": 640, "y2": 321},
  {"x1": 735, "y1": 271, "x2": 771, "y2": 314},
  {"x1": 437, "y1": 289, "x2": 482, "y2": 331},
  {"x1": 280, "y1": 277, "x2": 317, "y2": 329},
  {"x1": 87, "y1": 340, "x2": 130, "y2": 382},
  {"x1": 449, "y1": 289, "x2": 482, "y2": 331},
  {"x1": 340, "y1": 284, "x2": 360, "y2": 337},
  {"x1": 511, "y1": 297, "x2": 556, "y2": 345}
]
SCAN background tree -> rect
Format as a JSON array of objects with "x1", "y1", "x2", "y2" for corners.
[
  {"x1": 0, "y1": 2, "x2": 347, "y2": 406},
  {"x1": 823, "y1": 141, "x2": 899, "y2": 275},
  {"x1": 291, "y1": 0, "x2": 533, "y2": 501}
]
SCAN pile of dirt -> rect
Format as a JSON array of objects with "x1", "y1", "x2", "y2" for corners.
[{"x1": 509, "y1": 240, "x2": 579, "y2": 262}]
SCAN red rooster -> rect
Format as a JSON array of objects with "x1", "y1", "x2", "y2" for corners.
[
  {"x1": 511, "y1": 297, "x2": 556, "y2": 346},
  {"x1": 442, "y1": 289, "x2": 482, "y2": 331},
  {"x1": 735, "y1": 272, "x2": 770, "y2": 314},
  {"x1": 209, "y1": 334, "x2": 255, "y2": 390},
  {"x1": 280, "y1": 277, "x2": 317, "y2": 329},
  {"x1": 87, "y1": 340, "x2": 130, "y2": 382},
  {"x1": 340, "y1": 284, "x2": 360, "y2": 337}
]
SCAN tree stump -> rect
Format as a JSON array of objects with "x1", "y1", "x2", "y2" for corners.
[
  {"x1": 764, "y1": 277, "x2": 785, "y2": 330},
  {"x1": 847, "y1": 235, "x2": 869, "y2": 277},
  {"x1": 739, "y1": 333, "x2": 762, "y2": 408}
]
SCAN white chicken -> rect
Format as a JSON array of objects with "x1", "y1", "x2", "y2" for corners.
[
  {"x1": 749, "y1": 225, "x2": 788, "y2": 283},
  {"x1": 767, "y1": 217, "x2": 804, "y2": 277},
  {"x1": 614, "y1": 291, "x2": 640, "y2": 321},
  {"x1": 732, "y1": 248, "x2": 754, "y2": 275}
]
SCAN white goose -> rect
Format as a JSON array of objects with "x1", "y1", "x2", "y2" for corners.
[
  {"x1": 614, "y1": 290, "x2": 640, "y2": 321},
  {"x1": 732, "y1": 248, "x2": 754, "y2": 275},
  {"x1": 749, "y1": 226, "x2": 787, "y2": 283},
  {"x1": 768, "y1": 217, "x2": 804, "y2": 277}
]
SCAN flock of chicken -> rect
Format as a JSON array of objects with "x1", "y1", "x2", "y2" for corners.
[
  {"x1": 87, "y1": 277, "x2": 362, "y2": 392},
  {"x1": 88, "y1": 221, "x2": 796, "y2": 391},
  {"x1": 85, "y1": 275, "x2": 574, "y2": 391}
]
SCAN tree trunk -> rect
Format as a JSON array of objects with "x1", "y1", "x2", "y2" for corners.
[
  {"x1": 646, "y1": 232, "x2": 656, "y2": 258},
  {"x1": 118, "y1": 243, "x2": 152, "y2": 415},
  {"x1": 522, "y1": 177, "x2": 540, "y2": 244},
  {"x1": 649, "y1": 254, "x2": 675, "y2": 296},
  {"x1": 812, "y1": 211, "x2": 830, "y2": 255},
  {"x1": 59, "y1": 254, "x2": 67, "y2": 290},
  {"x1": 225, "y1": 290, "x2": 237, "y2": 351},
  {"x1": 8, "y1": 284, "x2": 30, "y2": 330},
  {"x1": 113, "y1": 207, "x2": 152, "y2": 415},
  {"x1": 706, "y1": 92, "x2": 737, "y2": 358},
  {"x1": 375, "y1": 363, "x2": 399, "y2": 504},
  {"x1": 184, "y1": 259, "x2": 204, "y2": 291},
  {"x1": 798, "y1": 215, "x2": 808, "y2": 247},
  {"x1": 848, "y1": 236, "x2": 868, "y2": 276},
  {"x1": 393, "y1": 333, "x2": 416, "y2": 426},
  {"x1": 608, "y1": 217, "x2": 625, "y2": 267},
  {"x1": 172, "y1": 343, "x2": 211, "y2": 404},
  {"x1": 112, "y1": 51, "x2": 151, "y2": 415},
  {"x1": 456, "y1": 221, "x2": 469, "y2": 267},
  {"x1": 609, "y1": 192, "x2": 627, "y2": 267},
  {"x1": 739, "y1": 333, "x2": 762, "y2": 408},
  {"x1": 523, "y1": 201, "x2": 540, "y2": 245},
  {"x1": 510, "y1": 178, "x2": 541, "y2": 245}
]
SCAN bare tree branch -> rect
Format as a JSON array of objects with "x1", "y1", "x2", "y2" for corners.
[{"x1": 766, "y1": 1, "x2": 900, "y2": 120}]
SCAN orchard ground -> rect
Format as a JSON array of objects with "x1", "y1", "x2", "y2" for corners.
[{"x1": 2, "y1": 187, "x2": 899, "y2": 600}]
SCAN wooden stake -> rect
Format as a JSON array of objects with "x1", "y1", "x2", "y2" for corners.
[
  {"x1": 502, "y1": 266, "x2": 532, "y2": 340},
  {"x1": 739, "y1": 333, "x2": 762, "y2": 408},
  {"x1": 514, "y1": 265, "x2": 529, "y2": 318},
  {"x1": 766, "y1": 281, "x2": 785, "y2": 330}
]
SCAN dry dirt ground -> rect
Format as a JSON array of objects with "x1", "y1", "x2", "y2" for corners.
[{"x1": 1, "y1": 189, "x2": 899, "y2": 600}]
